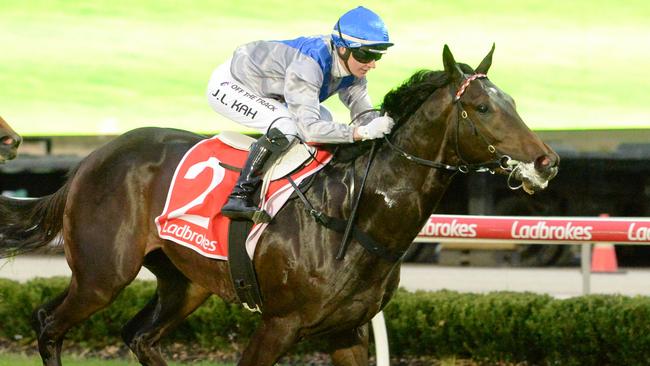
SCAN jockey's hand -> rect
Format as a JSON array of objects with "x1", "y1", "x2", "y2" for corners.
[{"x1": 356, "y1": 113, "x2": 395, "y2": 141}]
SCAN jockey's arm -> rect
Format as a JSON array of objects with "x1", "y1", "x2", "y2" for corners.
[
  {"x1": 338, "y1": 78, "x2": 380, "y2": 127},
  {"x1": 284, "y1": 62, "x2": 358, "y2": 144}
]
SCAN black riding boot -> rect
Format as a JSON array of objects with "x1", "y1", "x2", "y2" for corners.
[{"x1": 221, "y1": 140, "x2": 272, "y2": 221}]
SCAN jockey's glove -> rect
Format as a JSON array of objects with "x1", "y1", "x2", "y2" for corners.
[{"x1": 357, "y1": 113, "x2": 395, "y2": 140}]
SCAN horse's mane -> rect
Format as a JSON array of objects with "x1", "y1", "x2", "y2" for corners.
[{"x1": 381, "y1": 69, "x2": 448, "y2": 125}]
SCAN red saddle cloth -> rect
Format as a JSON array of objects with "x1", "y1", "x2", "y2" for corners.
[{"x1": 155, "y1": 135, "x2": 332, "y2": 260}]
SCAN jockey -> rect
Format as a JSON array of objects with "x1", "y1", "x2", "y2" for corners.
[{"x1": 207, "y1": 6, "x2": 395, "y2": 221}]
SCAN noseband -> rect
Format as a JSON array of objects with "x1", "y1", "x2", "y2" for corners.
[{"x1": 385, "y1": 73, "x2": 520, "y2": 175}]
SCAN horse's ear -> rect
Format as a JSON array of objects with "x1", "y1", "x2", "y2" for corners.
[
  {"x1": 443, "y1": 44, "x2": 463, "y2": 83},
  {"x1": 475, "y1": 43, "x2": 496, "y2": 75}
]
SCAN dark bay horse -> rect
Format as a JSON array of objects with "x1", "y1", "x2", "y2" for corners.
[
  {"x1": 0, "y1": 116, "x2": 21, "y2": 162},
  {"x1": 0, "y1": 45, "x2": 558, "y2": 366}
]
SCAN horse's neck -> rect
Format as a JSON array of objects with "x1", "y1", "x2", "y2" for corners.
[{"x1": 352, "y1": 104, "x2": 457, "y2": 252}]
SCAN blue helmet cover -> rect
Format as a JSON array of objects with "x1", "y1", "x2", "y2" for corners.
[{"x1": 332, "y1": 6, "x2": 393, "y2": 49}]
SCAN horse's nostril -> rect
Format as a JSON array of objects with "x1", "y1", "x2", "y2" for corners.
[
  {"x1": 535, "y1": 155, "x2": 553, "y2": 171},
  {"x1": 1, "y1": 136, "x2": 14, "y2": 146},
  {"x1": 540, "y1": 156, "x2": 549, "y2": 166},
  {"x1": 1, "y1": 135, "x2": 20, "y2": 148}
]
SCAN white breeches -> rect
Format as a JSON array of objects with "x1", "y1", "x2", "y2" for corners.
[{"x1": 206, "y1": 59, "x2": 333, "y2": 142}]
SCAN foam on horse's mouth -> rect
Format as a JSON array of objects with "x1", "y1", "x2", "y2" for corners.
[
  {"x1": 0, "y1": 149, "x2": 17, "y2": 163},
  {"x1": 522, "y1": 180, "x2": 540, "y2": 195},
  {"x1": 509, "y1": 162, "x2": 551, "y2": 194}
]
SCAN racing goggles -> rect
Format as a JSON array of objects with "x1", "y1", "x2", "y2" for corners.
[{"x1": 350, "y1": 47, "x2": 385, "y2": 63}]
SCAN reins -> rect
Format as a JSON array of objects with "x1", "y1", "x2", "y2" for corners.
[{"x1": 336, "y1": 142, "x2": 377, "y2": 260}]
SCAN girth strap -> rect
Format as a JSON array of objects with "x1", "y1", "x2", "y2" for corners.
[
  {"x1": 227, "y1": 220, "x2": 263, "y2": 313},
  {"x1": 318, "y1": 215, "x2": 405, "y2": 263},
  {"x1": 286, "y1": 177, "x2": 405, "y2": 263}
]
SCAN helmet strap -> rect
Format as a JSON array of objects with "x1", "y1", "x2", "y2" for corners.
[
  {"x1": 334, "y1": 20, "x2": 354, "y2": 75},
  {"x1": 336, "y1": 46, "x2": 353, "y2": 75}
]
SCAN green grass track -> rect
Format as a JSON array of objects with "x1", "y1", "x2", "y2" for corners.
[{"x1": 1, "y1": 0, "x2": 649, "y2": 136}]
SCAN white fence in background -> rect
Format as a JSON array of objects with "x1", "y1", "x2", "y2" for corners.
[{"x1": 373, "y1": 214, "x2": 650, "y2": 364}]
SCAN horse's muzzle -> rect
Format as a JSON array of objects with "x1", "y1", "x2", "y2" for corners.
[{"x1": 508, "y1": 153, "x2": 559, "y2": 194}]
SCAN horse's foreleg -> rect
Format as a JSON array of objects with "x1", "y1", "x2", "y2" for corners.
[
  {"x1": 121, "y1": 251, "x2": 211, "y2": 366},
  {"x1": 238, "y1": 316, "x2": 301, "y2": 366},
  {"x1": 327, "y1": 325, "x2": 370, "y2": 366}
]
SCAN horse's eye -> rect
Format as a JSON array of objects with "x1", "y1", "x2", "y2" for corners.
[{"x1": 477, "y1": 104, "x2": 489, "y2": 113}]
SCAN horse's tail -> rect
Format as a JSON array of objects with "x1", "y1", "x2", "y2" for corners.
[{"x1": 0, "y1": 179, "x2": 71, "y2": 258}]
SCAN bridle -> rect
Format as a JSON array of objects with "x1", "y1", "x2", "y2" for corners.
[{"x1": 384, "y1": 73, "x2": 521, "y2": 175}]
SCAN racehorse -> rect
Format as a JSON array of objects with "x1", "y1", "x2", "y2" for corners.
[
  {"x1": 0, "y1": 116, "x2": 21, "y2": 162},
  {"x1": 0, "y1": 45, "x2": 558, "y2": 366}
]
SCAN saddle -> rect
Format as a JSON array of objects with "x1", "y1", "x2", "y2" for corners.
[{"x1": 217, "y1": 131, "x2": 317, "y2": 184}]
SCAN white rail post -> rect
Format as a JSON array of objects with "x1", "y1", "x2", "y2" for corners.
[
  {"x1": 371, "y1": 311, "x2": 390, "y2": 366},
  {"x1": 581, "y1": 243, "x2": 592, "y2": 295}
]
